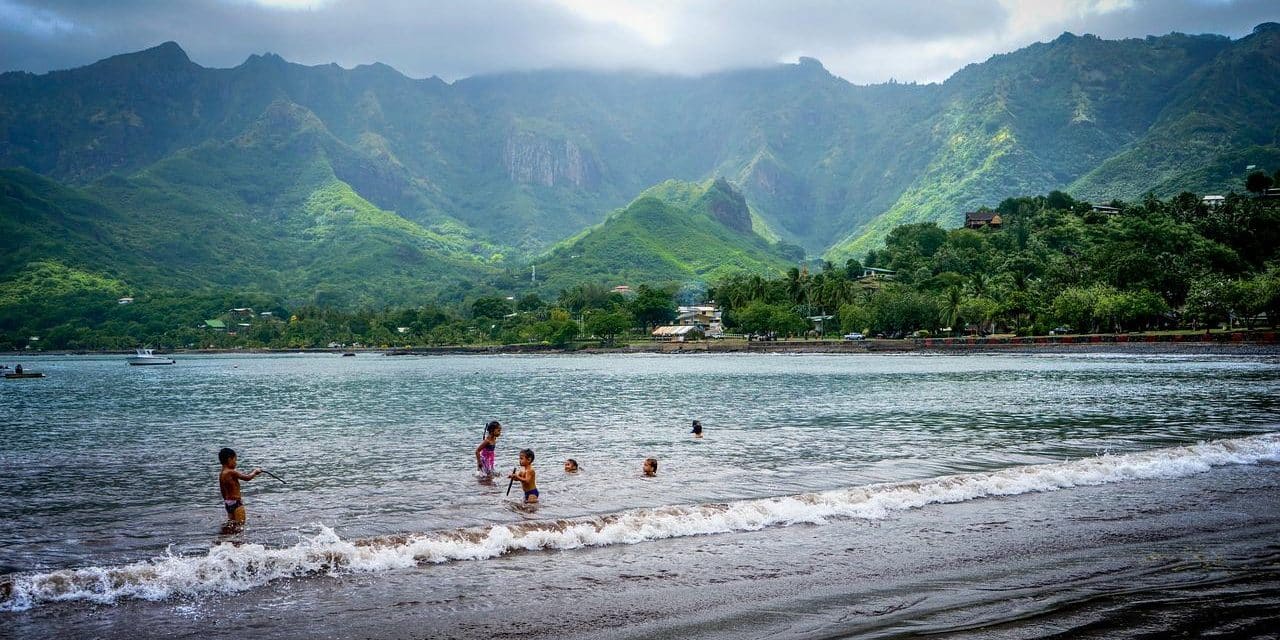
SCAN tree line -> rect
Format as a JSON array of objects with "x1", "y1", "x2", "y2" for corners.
[
  {"x1": 3, "y1": 187, "x2": 1278, "y2": 351},
  {"x1": 711, "y1": 189, "x2": 1279, "y2": 337}
]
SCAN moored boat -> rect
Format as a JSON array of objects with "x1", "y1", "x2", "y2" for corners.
[{"x1": 127, "y1": 349, "x2": 175, "y2": 366}]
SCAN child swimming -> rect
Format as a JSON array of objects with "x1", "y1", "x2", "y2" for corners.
[
  {"x1": 475, "y1": 420, "x2": 501, "y2": 478},
  {"x1": 643, "y1": 457, "x2": 658, "y2": 476},
  {"x1": 564, "y1": 458, "x2": 579, "y2": 473}
]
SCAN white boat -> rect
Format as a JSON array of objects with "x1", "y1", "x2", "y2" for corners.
[{"x1": 127, "y1": 349, "x2": 175, "y2": 366}]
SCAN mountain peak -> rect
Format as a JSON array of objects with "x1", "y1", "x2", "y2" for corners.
[
  {"x1": 695, "y1": 177, "x2": 753, "y2": 234},
  {"x1": 234, "y1": 101, "x2": 330, "y2": 150},
  {"x1": 149, "y1": 41, "x2": 189, "y2": 61},
  {"x1": 1254, "y1": 22, "x2": 1280, "y2": 35},
  {"x1": 353, "y1": 61, "x2": 408, "y2": 81},
  {"x1": 241, "y1": 52, "x2": 288, "y2": 68},
  {"x1": 91, "y1": 40, "x2": 193, "y2": 72},
  {"x1": 794, "y1": 56, "x2": 831, "y2": 76}
]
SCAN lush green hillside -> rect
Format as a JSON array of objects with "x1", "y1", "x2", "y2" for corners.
[
  {"x1": 0, "y1": 102, "x2": 499, "y2": 308},
  {"x1": 1, "y1": 25, "x2": 1277, "y2": 301},
  {"x1": 1071, "y1": 23, "x2": 1280, "y2": 199},
  {"x1": 826, "y1": 30, "x2": 1241, "y2": 259},
  {"x1": 531, "y1": 179, "x2": 795, "y2": 293},
  {"x1": 1, "y1": 168, "x2": 138, "y2": 281}
]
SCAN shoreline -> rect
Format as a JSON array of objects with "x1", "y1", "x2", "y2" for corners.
[{"x1": 5, "y1": 330, "x2": 1279, "y2": 358}]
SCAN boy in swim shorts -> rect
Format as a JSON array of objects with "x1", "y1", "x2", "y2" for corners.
[
  {"x1": 219, "y1": 447, "x2": 262, "y2": 529},
  {"x1": 510, "y1": 449, "x2": 538, "y2": 503}
]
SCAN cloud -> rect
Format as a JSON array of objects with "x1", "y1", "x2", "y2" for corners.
[
  {"x1": 0, "y1": 0, "x2": 1274, "y2": 83},
  {"x1": 0, "y1": 0, "x2": 82, "y2": 36}
]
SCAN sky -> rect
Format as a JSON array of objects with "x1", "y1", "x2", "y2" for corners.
[{"x1": 1, "y1": 0, "x2": 1277, "y2": 84}]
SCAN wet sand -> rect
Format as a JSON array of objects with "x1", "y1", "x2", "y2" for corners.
[{"x1": 11, "y1": 461, "x2": 1278, "y2": 640}]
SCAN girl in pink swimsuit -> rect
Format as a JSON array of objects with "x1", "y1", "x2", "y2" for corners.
[{"x1": 475, "y1": 420, "x2": 501, "y2": 477}]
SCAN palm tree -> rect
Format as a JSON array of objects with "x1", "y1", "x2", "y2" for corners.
[
  {"x1": 747, "y1": 274, "x2": 768, "y2": 303},
  {"x1": 941, "y1": 286, "x2": 963, "y2": 335},
  {"x1": 969, "y1": 272, "x2": 988, "y2": 298},
  {"x1": 785, "y1": 267, "x2": 804, "y2": 305}
]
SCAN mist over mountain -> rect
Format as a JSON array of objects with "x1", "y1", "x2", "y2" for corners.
[{"x1": 2, "y1": 24, "x2": 1277, "y2": 305}]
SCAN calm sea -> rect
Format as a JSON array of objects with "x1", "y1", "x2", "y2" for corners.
[{"x1": 2, "y1": 352, "x2": 1278, "y2": 638}]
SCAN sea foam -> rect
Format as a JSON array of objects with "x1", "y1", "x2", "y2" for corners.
[{"x1": 4, "y1": 433, "x2": 1278, "y2": 611}]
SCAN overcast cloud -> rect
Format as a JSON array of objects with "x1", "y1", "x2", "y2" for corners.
[{"x1": 1, "y1": 0, "x2": 1276, "y2": 84}]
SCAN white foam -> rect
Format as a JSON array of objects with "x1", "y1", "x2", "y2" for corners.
[{"x1": 4, "y1": 433, "x2": 1278, "y2": 611}]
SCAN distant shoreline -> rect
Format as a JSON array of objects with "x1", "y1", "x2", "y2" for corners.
[
  {"x1": 19, "y1": 335, "x2": 1275, "y2": 357},
  {"x1": 8, "y1": 332, "x2": 1278, "y2": 358}
]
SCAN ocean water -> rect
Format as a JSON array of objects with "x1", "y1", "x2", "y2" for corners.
[{"x1": 1, "y1": 352, "x2": 1278, "y2": 638}]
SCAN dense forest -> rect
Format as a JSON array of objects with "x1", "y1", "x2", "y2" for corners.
[
  {"x1": 5, "y1": 181, "x2": 1277, "y2": 351},
  {"x1": 716, "y1": 186, "x2": 1280, "y2": 339}
]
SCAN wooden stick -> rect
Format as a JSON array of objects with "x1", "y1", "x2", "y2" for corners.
[
  {"x1": 261, "y1": 469, "x2": 286, "y2": 485},
  {"x1": 505, "y1": 466, "x2": 519, "y2": 496}
]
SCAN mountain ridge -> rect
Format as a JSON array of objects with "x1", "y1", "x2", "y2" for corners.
[{"x1": 2, "y1": 26, "x2": 1278, "y2": 306}]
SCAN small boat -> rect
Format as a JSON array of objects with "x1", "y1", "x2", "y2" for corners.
[
  {"x1": 4, "y1": 372, "x2": 45, "y2": 379},
  {"x1": 341, "y1": 352, "x2": 356, "y2": 357},
  {"x1": 127, "y1": 349, "x2": 175, "y2": 366}
]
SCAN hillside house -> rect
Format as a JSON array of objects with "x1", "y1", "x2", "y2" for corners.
[
  {"x1": 859, "y1": 267, "x2": 897, "y2": 280},
  {"x1": 1091, "y1": 204, "x2": 1120, "y2": 214},
  {"x1": 117, "y1": 297, "x2": 134, "y2": 305},
  {"x1": 204, "y1": 319, "x2": 227, "y2": 331},
  {"x1": 964, "y1": 211, "x2": 1003, "y2": 229},
  {"x1": 677, "y1": 304, "x2": 723, "y2": 335},
  {"x1": 1202, "y1": 195, "x2": 1225, "y2": 207}
]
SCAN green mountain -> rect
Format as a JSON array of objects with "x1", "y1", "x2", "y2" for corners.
[
  {"x1": 2, "y1": 25, "x2": 1278, "y2": 304},
  {"x1": 530, "y1": 179, "x2": 794, "y2": 293},
  {"x1": 0, "y1": 101, "x2": 499, "y2": 307},
  {"x1": 1070, "y1": 23, "x2": 1280, "y2": 198},
  {"x1": 825, "y1": 30, "x2": 1244, "y2": 259}
]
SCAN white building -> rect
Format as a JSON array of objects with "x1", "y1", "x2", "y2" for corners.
[
  {"x1": 677, "y1": 304, "x2": 724, "y2": 336},
  {"x1": 652, "y1": 325, "x2": 705, "y2": 342}
]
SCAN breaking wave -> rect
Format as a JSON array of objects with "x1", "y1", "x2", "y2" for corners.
[{"x1": 4, "y1": 433, "x2": 1278, "y2": 611}]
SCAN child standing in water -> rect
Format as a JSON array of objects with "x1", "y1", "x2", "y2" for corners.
[
  {"x1": 510, "y1": 449, "x2": 538, "y2": 503},
  {"x1": 691, "y1": 420, "x2": 703, "y2": 438},
  {"x1": 218, "y1": 447, "x2": 262, "y2": 530},
  {"x1": 475, "y1": 420, "x2": 501, "y2": 478}
]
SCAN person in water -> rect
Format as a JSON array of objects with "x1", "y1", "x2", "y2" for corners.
[
  {"x1": 691, "y1": 420, "x2": 703, "y2": 438},
  {"x1": 218, "y1": 447, "x2": 262, "y2": 530},
  {"x1": 510, "y1": 449, "x2": 538, "y2": 503},
  {"x1": 475, "y1": 420, "x2": 501, "y2": 478},
  {"x1": 564, "y1": 458, "x2": 579, "y2": 473},
  {"x1": 643, "y1": 457, "x2": 658, "y2": 476}
]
